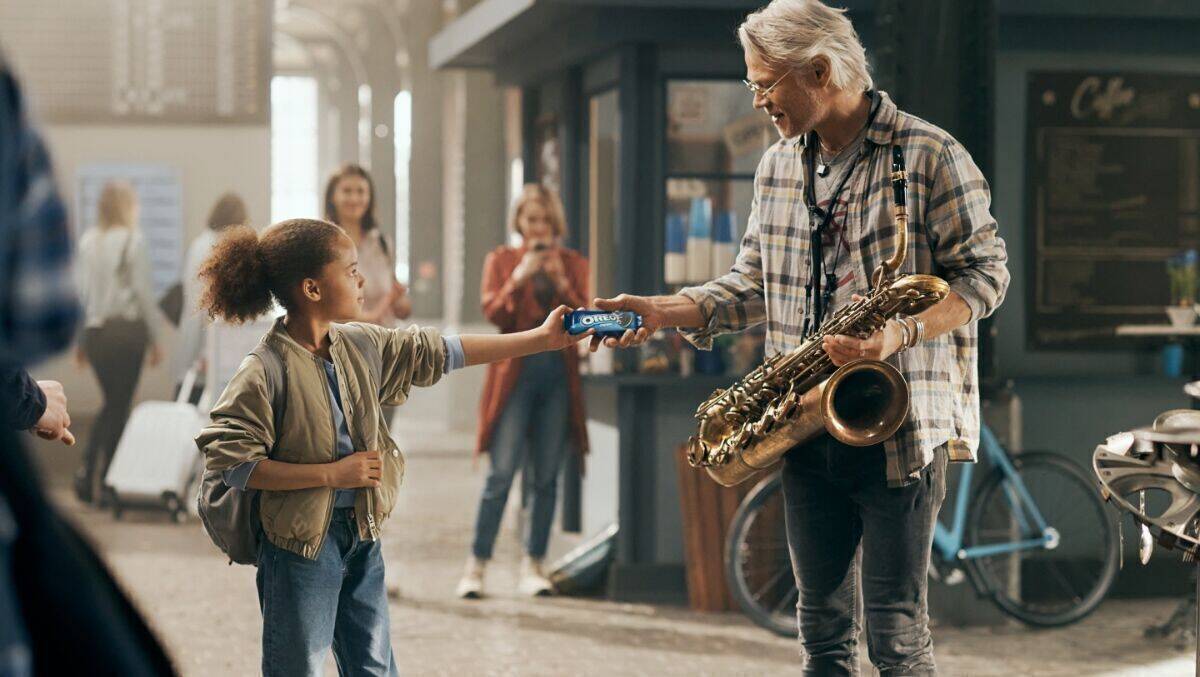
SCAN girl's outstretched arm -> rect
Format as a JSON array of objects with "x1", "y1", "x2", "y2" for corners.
[{"x1": 459, "y1": 305, "x2": 590, "y2": 367}]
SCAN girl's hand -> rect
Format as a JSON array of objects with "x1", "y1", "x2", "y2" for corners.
[
  {"x1": 327, "y1": 451, "x2": 383, "y2": 489},
  {"x1": 539, "y1": 305, "x2": 592, "y2": 351}
]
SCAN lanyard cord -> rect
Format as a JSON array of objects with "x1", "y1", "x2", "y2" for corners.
[
  {"x1": 800, "y1": 92, "x2": 882, "y2": 339},
  {"x1": 802, "y1": 143, "x2": 861, "y2": 338}
]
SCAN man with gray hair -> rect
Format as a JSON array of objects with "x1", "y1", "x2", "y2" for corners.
[{"x1": 591, "y1": 1, "x2": 1008, "y2": 673}]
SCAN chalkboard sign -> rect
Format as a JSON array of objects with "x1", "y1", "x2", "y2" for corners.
[{"x1": 1027, "y1": 71, "x2": 1200, "y2": 348}]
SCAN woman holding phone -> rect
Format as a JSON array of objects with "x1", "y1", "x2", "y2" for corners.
[{"x1": 457, "y1": 184, "x2": 590, "y2": 598}]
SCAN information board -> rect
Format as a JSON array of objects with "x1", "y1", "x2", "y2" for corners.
[{"x1": 0, "y1": 0, "x2": 270, "y2": 124}]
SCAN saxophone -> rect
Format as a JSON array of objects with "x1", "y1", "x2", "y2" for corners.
[{"x1": 686, "y1": 146, "x2": 949, "y2": 487}]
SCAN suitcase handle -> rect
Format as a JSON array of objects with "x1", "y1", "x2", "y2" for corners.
[{"x1": 177, "y1": 368, "x2": 199, "y2": 405}]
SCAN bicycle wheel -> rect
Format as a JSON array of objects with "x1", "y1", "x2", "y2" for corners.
[
  {"x1": 725, "y1": 473, "x2": 798, "y2": 637},
  {"x1": 965, "y1": 451, "x2": 1119, "y2": 627}
]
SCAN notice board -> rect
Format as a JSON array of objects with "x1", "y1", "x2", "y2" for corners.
[{"x1": 1026, "y1": 71, "x2": 1200, "y2": 348}]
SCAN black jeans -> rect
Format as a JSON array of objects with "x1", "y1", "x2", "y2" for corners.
[
  {"x1": 781, "y1": 436, "x2": 947, "y2": 676},
  {"x1": 78, "y1": 318, "x2": 148, "y2": 501}
]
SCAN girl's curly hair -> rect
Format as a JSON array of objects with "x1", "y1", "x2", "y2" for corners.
[{"x1": 198, "y1": 219, "x2": 344, "y2": 323}]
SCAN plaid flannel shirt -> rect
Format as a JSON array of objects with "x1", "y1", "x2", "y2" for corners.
[
  {"x1": 0, "y1": 54, "x2": 78, "y2": 368},
  {"x1": 680, "y1": 91, "x2": 1009, "y2": 487}
]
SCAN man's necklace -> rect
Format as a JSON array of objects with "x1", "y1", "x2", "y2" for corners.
[{"x1": 816, "y1": 141, "x2": 842, "y2": 177}]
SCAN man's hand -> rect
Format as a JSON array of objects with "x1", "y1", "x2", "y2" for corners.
[
  {"x1": 822, "y1": 320, "x2": 904, "y2": 367},
  {"x1": 327, "y1": 451, "x2": 383, "y2": 489},
  {"x1": 588, "y1": 294, "x2": 663, "y2": 351},
  {"x1": 32, "y1": 380, "x2": 74, "y2": 446},
  {"x1": 539, "y1": 305, "x2": 593, "y2": 351}
]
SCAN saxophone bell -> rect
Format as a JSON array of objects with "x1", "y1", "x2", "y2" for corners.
[
  {"x1": 702, "y1": 359, "x2": 910, "y2": 487},
  {"x1": 822, "y1": 359, "x2": 909, "y2": 447}
]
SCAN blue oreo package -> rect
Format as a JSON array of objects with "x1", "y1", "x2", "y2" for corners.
[{"x1": 563, "y1": 309, "x2": 643, "y2": 337}]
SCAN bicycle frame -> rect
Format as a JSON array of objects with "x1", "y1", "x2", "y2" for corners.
[{"x1": 932, "y1": 425, "x2": 1055, "y2": 564}]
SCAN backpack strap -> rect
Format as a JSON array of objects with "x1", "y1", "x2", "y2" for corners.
[
  {"x1": 340, "y1": 326, "x2": 383, "y2": 396},
  {"x1": 249, "y1": 340, "x2": 287, "y2": 448}
]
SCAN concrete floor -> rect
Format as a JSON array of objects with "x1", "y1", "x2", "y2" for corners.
[{"x1": 25, "y1": 430, "x2": 1198, "y2": 676}]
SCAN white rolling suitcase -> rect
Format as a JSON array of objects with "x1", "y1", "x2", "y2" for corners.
[{"x1": 103, "y1": 369, "x2": 208, "y2": 522}]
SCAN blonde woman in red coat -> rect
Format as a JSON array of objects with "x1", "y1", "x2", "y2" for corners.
[{"x1": 457, "y1": 184, "x2": 589, "y2": 598}]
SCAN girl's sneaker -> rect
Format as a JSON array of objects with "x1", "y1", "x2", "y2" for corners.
[
  {"x1": 455, "y1": 556, "x2": 486, "y2": 599},
  {"x1": 517, "y1": 555, "x2": 554, "y2": 597}
]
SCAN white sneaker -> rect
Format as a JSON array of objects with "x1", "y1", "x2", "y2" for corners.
[
  {"x1": 517, "y1": 555, "x2": 554, "y2": 597},
  {"x1": 455, "y1": 556, "x2": 486, "y2": 599}
]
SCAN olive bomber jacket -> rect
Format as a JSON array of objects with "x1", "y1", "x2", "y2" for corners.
[{"x1": 195, "y1": 319, "x2": 446, "y2": 560}]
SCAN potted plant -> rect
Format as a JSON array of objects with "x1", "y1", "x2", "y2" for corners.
[{"x1": 1167, "y1": 249, "x2": 1198, "y2": 326}]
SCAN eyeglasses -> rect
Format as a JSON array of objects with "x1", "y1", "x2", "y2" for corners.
[{"x1": 743, "y1": 69, "x2": 793, "y2": 99}]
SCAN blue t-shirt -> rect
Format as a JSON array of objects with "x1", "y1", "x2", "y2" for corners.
[{"x1": 322, "y1": 360, "x2": 358, "y2": 508}]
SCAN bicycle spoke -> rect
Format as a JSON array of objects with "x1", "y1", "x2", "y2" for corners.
[
  {"x1": 1042, "y1": 560, "x2": 1084, "y2": 605},
  {"x1": 772, "y1": 586, "x2": 799, "y2": 615},
  {"x1": 965, "y1": 453, "x2": 1118, "y2": 627},
  {"x1": 1001, "y1": 480, "x2": 1035, "y2": 535},
  {"x1": 752, "y1": 566, "x2": 791, "y2": 602}
]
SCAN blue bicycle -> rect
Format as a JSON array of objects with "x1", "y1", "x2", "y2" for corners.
[{"x1": 725, "y1": 425, "x2": 1120, "y2": 636}]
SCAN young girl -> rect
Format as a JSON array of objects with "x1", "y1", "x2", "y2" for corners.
[{"x1": 195, "y1": 218, "x2": 588, "y2": 676}]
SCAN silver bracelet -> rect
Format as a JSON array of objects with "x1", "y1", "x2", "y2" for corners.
[
  {"x1": 909, "y1": 316, "x2": 926, "y2": 346},
  {"x1": 902, "y1": 316, "x2": 919, "y2": 348},
  {"x1": 892, "y1": 318, "x2": 911, "y2": 353}
]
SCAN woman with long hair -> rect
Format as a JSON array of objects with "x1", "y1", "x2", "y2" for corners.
[
  {"x1": 324, "y1": 164, "x2": 411, "y2": 326},
  {"x1": 457, "y1": 184, "x2": 590, "y2": 598},
  {"x1": 73, "y1": 180, "x2": 163, "y2": 504}
]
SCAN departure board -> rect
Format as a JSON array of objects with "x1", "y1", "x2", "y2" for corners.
[
  {"x1": 0, "y1": 0, "x2": 271, "y2": 124},
  {"x1": 1027, "y1": 71, "x2": 1200, "y2": 348}
]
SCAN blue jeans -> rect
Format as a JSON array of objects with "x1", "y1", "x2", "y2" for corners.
[
  {"x1": 256, "y1": 508, "x2": 397, "y2": 677},
  {"x1": 472, "y1": 352, "x2": 569, "y2": 560},
  {"x1": 782, "y1": 438, "x2": 946, "y2": 676}
]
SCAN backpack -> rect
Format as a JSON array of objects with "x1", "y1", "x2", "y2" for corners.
[{"x1": 197, "y1": 326, "x2": 382, "y2": 565}]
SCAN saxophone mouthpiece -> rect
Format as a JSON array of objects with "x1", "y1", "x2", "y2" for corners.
[{"x1": 890, "y1": 146, "x2": 907, "y2": 209}]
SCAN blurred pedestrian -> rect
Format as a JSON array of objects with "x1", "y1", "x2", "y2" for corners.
[
  {"x1": 457, "y1": 184, "x2": 589, "y2": 599},
  {"x1": 73, "y1": 180, "x2": 164, "y2": 504},
  {"x1": 324, "y1": 164, "x2": 411, "y2": 326},
  {"x1": 172, "y1": 191, "x2": 247, "y2": 399}
]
